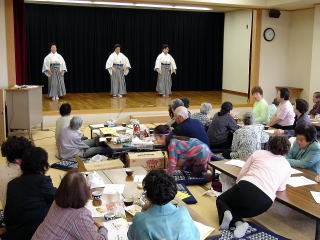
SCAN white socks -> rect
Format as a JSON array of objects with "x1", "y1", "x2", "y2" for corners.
[
  {"x1": 234, "y1": 221, "x2": 249, "y2": 238},
  {"x1": 220, "y1": 210, "x2": 233, "y2": 230}
]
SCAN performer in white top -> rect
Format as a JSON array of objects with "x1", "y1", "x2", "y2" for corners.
[
  {"x1": 105, "y1": 44, "x2": 131, "y2": 98},
  {"x1": 155, "y1": 44, "x2": 177, "y2": 97},
  {"x1": 42, "y1": 43, "x2": 67, "y2": 101}
]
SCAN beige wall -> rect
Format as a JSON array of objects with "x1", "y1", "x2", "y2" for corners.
[
  {"x1": 222, "y1": 9, "x2": 252, "y2": 93},
  {"x1": 0, "y1": 0, "x2": 9, "y2": 88},
  {"x1": 259, "y1": 9, "x2": 317, "y2": 105},
  {"x1": 259, "y1": 10, "x2": 291, "y2": 103},
  {"x1": 287, "y1": 9, "x2": 314, "y2": 100},
  {"x1": 309, "y1": 6, "x2": 320, "y2": 104}
]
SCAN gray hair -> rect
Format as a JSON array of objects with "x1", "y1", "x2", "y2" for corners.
[
  {"x1": 175, "y1": 106, "x2": 189, "y2": 119},
  {"x1": 70, "y1": 116, "x2": 83, "y2": 130},
  {"x1": 243, "y1": 112, "x2": 254, "y2": 125},
  {"x1": 171, "y1": 98, "x2": 184, "y2": 111},
  {"x1": 200, "y1": 103, "x2": 212, "y2": 115}
]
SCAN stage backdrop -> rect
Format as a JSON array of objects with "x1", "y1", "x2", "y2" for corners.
[{"x1": 25, "y1": 4, "x2": 224, "y2": 93}]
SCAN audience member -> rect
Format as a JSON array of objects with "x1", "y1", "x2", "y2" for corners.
[
  {"x1": 252, "y1": 86, "x2": 269, "y2": 124},
  {"x1": 4, "y1": 147, "x2": 56, "y2": 240},
  {"x1": 127, "y1": 170, "x2": 199, "y2": 240},
  {"x1": 173, "y1": 106, "x2": 209, "y2": 146},
  {"x1": 216, "y1": 136, "x2": 291, "y2": 238},
  {"x1": 155, "y1": 125, "x2": 211, "y2": 178},
  {"x1": 0, "y1": 136, "x2": 33, "y2": 208},
  {"x1": 165, "y1": 104, "x2": 176, "y2": 127},
  {"x1": 275, "y1": 99, "x2": 311, "y2": 136},
  {"x1": 207, "y1": 102, "x2": 240, "y2": 148},
  {"x1": 180, "y1": 97, "x2": 190, "y2": 109},
  {"x1": 224, "y1": 112, "x2": 269, "y2": 159},
  {"x1": 286, "y1": 125, "x2": 320, "y2": 174},
  {"x1": 310, "y1": 92, "x2": 320, "y2": 116},
  {"x1": 171, "y1": 98, "x2": 184, "y2": 111},
  {"x1": 55, "y1": 103, "x2": 72, "y2": 143},
  {"x1": 268, "y1": 98, "x2": 279, "y2": 122},
  {"x1": 191, "y1": 103, "x2": 212, "y2": 127},
  {"x1": 267, "y1": 88, "x2": 295, "y2": 130},
  {"x1": 57, "y1": 116, "x2": 113, "y2": 159},
  {"x1": 32, "y1": 171, "x2": 108, "y2": 240}
]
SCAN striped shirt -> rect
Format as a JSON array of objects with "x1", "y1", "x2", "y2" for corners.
[{"x1": 32, "y1": 201, "x2": 108, "y2": 240}]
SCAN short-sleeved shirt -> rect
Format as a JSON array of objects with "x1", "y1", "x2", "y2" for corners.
[{"x1": 276, "y1": 100, "x2": 295, "y2": 126}]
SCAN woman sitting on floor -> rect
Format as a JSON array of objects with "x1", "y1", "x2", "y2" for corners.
[
  {"x1": 207, "y1": 101, "x2": 240, "y2": 149},
  {"x1": 286, "y1": 124, "x2": 320, "y2": 174},
  {"x1": 154, "y1": 125, "x2": 212, "y2": 179},
  {"x1": 4, "y1": 147, "x2": 56, "y2": 240},
  {"x1": 275, "y1": 99, "x2": 311, "y2": 137},
  {"x1": 32, "y1": 171, "x2": 108, "y2": 240},
  {"x1": 216, "y1": 136, "x2": 291, "y2": 238},
  {"x1": 223, "y1": 112, "x2": 269, "y2": 159},
  {"x1": 191, "y1": 102, "x2": 212, "y2": 128},
  {"x1": 57, "y1": 116, "x2": 113, "y2": 160},
  {"x1": 127, "y1": 169, "x2": 199, "y2": 240}
]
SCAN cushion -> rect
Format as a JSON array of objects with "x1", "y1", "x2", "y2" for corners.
[
  {"x1": 173, "y1": 170, "x2": 211, "y2": 185},
  {"x1": 176, "y1": 183, "x2": 197, "y2": 204}
]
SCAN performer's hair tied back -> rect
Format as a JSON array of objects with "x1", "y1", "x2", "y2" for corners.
[
  {"x1": 114, "y1": 43, "x2": 121, "y2": 50},
  {"x1": 162, "y1": 43, "x2": 169, "y2": 50}
]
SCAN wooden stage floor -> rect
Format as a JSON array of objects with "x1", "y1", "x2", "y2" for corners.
[{"x1": 43, "y1": 91, "x2": 249, "y2": 114}]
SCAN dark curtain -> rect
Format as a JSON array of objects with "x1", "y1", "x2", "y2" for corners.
[
  {"x1": 25, "y1": 4, "x2": 224, "y2": 93},
  {"x1": 14, "y1": 0, "x2": 28, "y2": 85}
]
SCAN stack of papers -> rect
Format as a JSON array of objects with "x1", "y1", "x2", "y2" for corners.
[
  {"x1": 176, "y1": 191, "x2": 191, "y2": 200},
  {"x1": 310, "y1": 191, "x2": 320, "y2": 204},
  {"x1": 290, "y1": 168, "x2": 303, "y2": 175},
  {"x1": 193, "y1": 221, "x2": 215, "y2": 240},
  {"x1": 287, "y1": 176, "x2": 317, "y2": 187},
  {"x1": 86, "y1": 171, "x2": 105, "y2": 189},
  {"x1": 225, "y1": 160, "x2": 245, "y2": 168},
  {"x1": 90, "y1": 124, "x2": 104, "y2": 129},
  {"x1": 103, "y1": 218, "x2": 129, "y2": 240},
  {"x1": 103, "y1": 184, "x2": 125, "y2": 194}
]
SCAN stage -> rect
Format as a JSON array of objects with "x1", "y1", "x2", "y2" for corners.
[{"x1": 42, "y1": 91, "x2": 249, "y2": 115}]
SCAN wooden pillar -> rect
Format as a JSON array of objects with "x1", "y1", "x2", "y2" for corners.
[
  {"x1": 249, "y1": 9, "x2": 262, "y2": 104},
  {"x1": 5, "y1": 0, "x2": 16, "y2": 87}
]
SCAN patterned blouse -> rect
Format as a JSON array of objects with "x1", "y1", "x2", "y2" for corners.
[
  {"x1": 230, "y1": 125, "x2": 269, "y2": 159},
  {"x1": 167, "y1": 138, "x2": 211, "y2": 175},
  {"x1": 191, "y1": 112, "x2": 211, "y2": 127}
]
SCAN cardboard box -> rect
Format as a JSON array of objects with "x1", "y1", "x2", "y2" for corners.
[
  {"x1": 125, "y1": 151, "x2": 167, "y2": 170},
  {"x1": 75, "y1": 156, "x2": 124, "y2": 172}
]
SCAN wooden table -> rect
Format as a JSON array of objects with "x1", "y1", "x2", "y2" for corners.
[
  {"x1": 209, "y1": 160, "x2": 320, "y2": 240},
  {"x1": 100, "y1": 167, "x2": 221, "y2": 239},
  {"x1": 311, "y1": 118, "x2": 320, "y2": 128}
]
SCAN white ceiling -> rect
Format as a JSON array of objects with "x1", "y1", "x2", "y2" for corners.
[{"x1": 25, "y1": 0, "x2": 320, "y2": 11}]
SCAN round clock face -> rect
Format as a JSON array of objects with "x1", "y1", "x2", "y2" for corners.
[{"x1": 264, "y1": 28, "x2": 275, "y2": 41}]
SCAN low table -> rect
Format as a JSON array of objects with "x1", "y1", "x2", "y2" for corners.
[
  {"x1": 209, "y1": 160, "x2": 320, "y2": 240},
  {"x1": 99, "y1": 167, "x2": 221, "y2": 239}
]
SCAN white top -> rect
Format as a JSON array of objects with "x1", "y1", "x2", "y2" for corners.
[
  {"x1": 0, "y1": 163, "x2": 21, "y2": 207},
  {"x1": 55, "y1": 115, "x2": 72, "y2": 141},
  {"x1": 154, "y1": 52, "x2": 177, "y2": 73},
  {"x1": 42, "y1": 52, "x2": 67, "y2": 74},
  {"x1": 105, "y1": 52, "x2": 131, "y2": 76}
]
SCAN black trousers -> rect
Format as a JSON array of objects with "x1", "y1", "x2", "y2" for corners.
[
  {"x1": 271, "y1": 124, "x2": 294, "y2": 130},
  {"x1": 216, "y1": 180, "x2": 273, "y2": 226}
]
